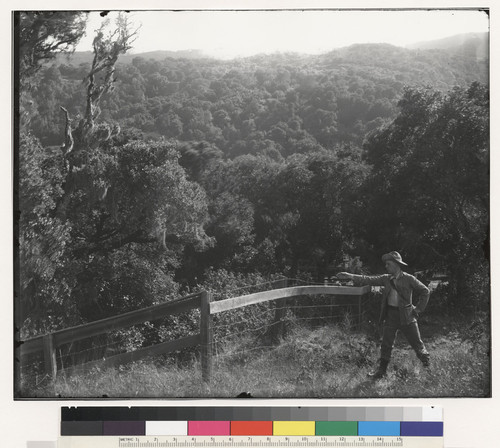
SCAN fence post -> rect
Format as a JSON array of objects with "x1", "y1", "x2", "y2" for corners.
[
  {"x1": 200, "y1": 291, "x2": 213, "y2": 383},
  {"x1": 357, "y1": 294, "x2": 362, "y2": 329},
  {"x1": 268, "y1": 278, "x2": 288, "y2": 343},
  {"x1": 42, "y1": 334, "x2": 57, "y2": 381}
]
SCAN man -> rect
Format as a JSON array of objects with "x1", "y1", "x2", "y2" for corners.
[{"x1": 338, "y1": 251, "x2": 430, "y2": 379}]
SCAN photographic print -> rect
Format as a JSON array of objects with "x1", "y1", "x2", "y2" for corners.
[{"x1": 14, "y1": 8, "x2": 490, "y2": 399}]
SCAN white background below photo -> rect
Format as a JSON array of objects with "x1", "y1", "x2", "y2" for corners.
[{"x1": 3, "y1": 0, "x2": 498, "y2": 447}]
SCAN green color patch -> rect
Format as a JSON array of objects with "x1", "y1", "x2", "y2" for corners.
[{"x1": 315, "y1": 421, "x2": 358, "y2": 436}]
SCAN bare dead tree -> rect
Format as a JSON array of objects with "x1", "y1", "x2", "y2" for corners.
[
  {"x1": 60, "y1": 106, "x2": 74, "y2": 157},
  {"x1": 56, "y1": 13, "x2": 139, "y2": 218},
  {"x1": 77, "y1": 14, "x2": 139, "y2": 140}
]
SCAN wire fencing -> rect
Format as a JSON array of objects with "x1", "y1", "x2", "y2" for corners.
[
  {"x1": 18, "y1": 278, "x2": 374, "y2": 388},
  {"x1": 18, "y1": 293, "x2": 204, "y2": 391},
  {"x1": 208, "y1": 278, "x2": 373, "y2": 368}
]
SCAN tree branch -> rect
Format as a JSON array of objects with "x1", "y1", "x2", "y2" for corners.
[
  {"x1": 422, "y1": 242, "x2": 447, "y2": 259},
  {"x1": 79, "y1": 13, "x2": 139, "y2": 137},
  {"x1": 60, "y1": 106, "x2": 74, "y2": 157},
  {"x1": 73, "y1": 231, "x2": 182, "y2": 257}
]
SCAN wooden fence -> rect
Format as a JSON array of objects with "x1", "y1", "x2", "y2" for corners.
[
  {"x1": 19, "y1": 282, "x2": 370, "y2": 384},
  {"x1": 19, "y1": 291, "x2": 212, "y2": 381},
  {"x1": 203, "y1": 283, "x2": 370, "y2": 381}
]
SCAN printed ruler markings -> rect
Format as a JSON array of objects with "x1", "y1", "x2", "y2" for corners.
[
  {"x1": 58, "y1": 437, "x2": 442, "y2": 448},
  {"x1": 116, "y1": 439, "x2": 404, "y2": 448},
  {"x1": 117, "y1": 444, "x2": 397, "y2": 448}
]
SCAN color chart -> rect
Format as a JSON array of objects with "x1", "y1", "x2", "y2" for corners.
[{"x1": 58, "y1": 407, "x2": 443, "y2": 448}]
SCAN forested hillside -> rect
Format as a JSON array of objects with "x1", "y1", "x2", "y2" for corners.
[
  {"x1": 33, "y1": 42, "x2": 488, "y2": 151},
  {"x1": 407, "y1": 31, "x2": 488, "y2": 55},
  {"x1": 19, "y1": 12, "x2": 489, "y2": 353}
]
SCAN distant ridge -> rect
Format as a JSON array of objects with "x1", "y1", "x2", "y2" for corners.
[
  {"x1": 54, "y1": 49, "x2": 209, "y2": 65},
  {"x1": 406, "y1": 32, "x2": 488, "y2": 59},
  {"x1": 51, "y1": 32, "x2": 489, "y2": 67},
  {"x1": 119, "y1": 49, "x2": 209, "y2": 63}
]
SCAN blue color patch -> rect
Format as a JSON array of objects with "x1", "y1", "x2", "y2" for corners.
[
  {"x1": 400, "y1": 422, "x2": 443, "y2": 436},
  {"x1": 358, "y1": 421, "x2": 400, "y2": 436}
]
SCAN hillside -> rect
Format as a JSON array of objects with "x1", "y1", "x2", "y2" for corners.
[
  {"x1": 54, "y1": 49, "x2": 209, "y2": 66},
  {"x1": 407, "y1": 32, "x2": 488, "y2": 60},
  {"x1": 18, "y1": 13, "x2": 490, "y2": 403},
  {"x1": 35, "y1": 40, "x2": 488, "y2": 154}
]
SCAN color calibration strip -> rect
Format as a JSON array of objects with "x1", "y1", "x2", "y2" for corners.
[
  {"x1": 61, "y1": 407, "x2": 442, "y2": 437},
  {"x1": 62, "y1": 420, "x2": 442, "y2": 437}
]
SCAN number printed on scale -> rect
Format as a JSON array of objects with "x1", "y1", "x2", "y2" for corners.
[{"x1": 109, "y1": 435, "x2": 448, "y2": 448}]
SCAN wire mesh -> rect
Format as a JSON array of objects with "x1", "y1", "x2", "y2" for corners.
[
  {"x1": 19, "y1": 304, "x2": 203, "y2": 387},
  {"x1": 209, "y1": 280, "x2": 372, "y2": 369},
  {"x1": 18, "y1": 279, "x2": 372, "y2": 386}
]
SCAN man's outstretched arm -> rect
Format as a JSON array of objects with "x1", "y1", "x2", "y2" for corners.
[{"x1": 337, "y1": 272, "x2": 387, "y2": 287}]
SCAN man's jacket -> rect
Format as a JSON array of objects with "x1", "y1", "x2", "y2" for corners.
[{"x1": 351, "y1": 272, "x2": 430, "y2": 325}]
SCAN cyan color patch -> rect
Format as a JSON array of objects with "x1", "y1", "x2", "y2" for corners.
[{"x1": 358, "y1": 421, "x2": 400, "y2": 436}]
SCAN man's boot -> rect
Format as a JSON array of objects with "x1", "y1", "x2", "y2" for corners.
[
  {"x1": 368, "y1": 359, "x2": 389, "y2": 379},
  {"x1": 419, "y1": 353, "x2": 430, "y2": 369}
]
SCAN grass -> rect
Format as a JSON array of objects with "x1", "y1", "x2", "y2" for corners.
[{"x1": 21, "y1": 315, "x2": 490, "y2": 398}]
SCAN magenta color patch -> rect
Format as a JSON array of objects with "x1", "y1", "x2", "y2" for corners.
[{"x1": 188, "y1": 421, "x2": 231, "y2": 435}]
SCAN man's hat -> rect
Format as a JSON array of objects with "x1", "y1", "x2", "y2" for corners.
[{"x1": 382, "y1": 251, "x2": 408, "y2": 266}]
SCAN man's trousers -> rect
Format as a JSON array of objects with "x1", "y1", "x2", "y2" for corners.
[{"x1": 380, "y1": 306, "x2": 429, "y2": 364}]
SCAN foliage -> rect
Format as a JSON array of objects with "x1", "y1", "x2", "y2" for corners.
[
  {"x1": 17, "y1": 12, "x2": 88, "y2": 130},
  {"x1": 18, "y1": 17, "x2": 212, "y2": 337},
  {"x1": 198, "y1": 268, "x2": 285, "y2": 342},
  {"x1": 18, "y1": 11, "x2": 88, "y2": 81},
  {"x1": 18, "y1": 134, "x2": 74, "y2": 335},
  {"x1": 362, "y1": 82, "x2": 489, "y2": 310},
  {"x1": 19, "y1": 132, "x2": 213, "y2": 335},
  {"x1": 18, "y1": 13, "x2": 489, "y2": 398},
  {"x1": 28, "y1": 43, "x2": 488, "y2": 159}
]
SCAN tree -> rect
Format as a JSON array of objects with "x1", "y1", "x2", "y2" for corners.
[
  {"x1": 17, "y1": 12, "x2": 88, "y2": 128},
  {"x1": 198, "y1": 155, "x2": 284, "y2": 274},
  {"x1": 187, "y1": 191, "x2": 256, "y2": 278},
  {"x1": 18, "y1": 134, "x2": 73, "y2": 335},
  {"x1": 178, "y1": 141, "x2": 223, "y2": 182},
  {"x1": 18, "y1": 14, "x2": 214, "y2": 336},
  {"x1": 362, "y1": 83, "x2": 489, "y2": 310},
  {"x1": 28, "y1": 65, "x2": 69, "y2": 145},
  {"x1": 275, "y1": 148, "x2": 368, "y2": 279},
  {"x1": 54, "y1": 13, "x2": 138, "y2": 220},
  {"x1": 17, "y1": 11, "x2": 88, "y2": 81},
  {"x1": 64, "y1": 138, "x2": 213, "y2": 323}
]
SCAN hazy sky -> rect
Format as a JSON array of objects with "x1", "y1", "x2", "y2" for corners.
[{"x1": 75, "y1": 9, "x2": 490, "y2": 58}]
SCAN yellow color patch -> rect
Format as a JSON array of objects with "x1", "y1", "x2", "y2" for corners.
[{"x1": 273, "y1": 421, "x2": 316, "y2": 436}]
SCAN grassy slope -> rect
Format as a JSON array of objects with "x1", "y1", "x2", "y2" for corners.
[{"x1": 26, "y1": 316, "x2": 489, "y2": 399}]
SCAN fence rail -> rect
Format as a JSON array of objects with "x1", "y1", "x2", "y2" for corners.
[
  {"x1": 19, "y1": 292, "x2": 204, "y2": 381},
  {"x1": 62, "y1": 334, "x2": 201, "y2": 376},
  {"x1": 21, "y1": 292, "x2": 202, "y2": 356},
  {"x1": 210, "y1": 285, "x2": 371, "y2": 314},
  {"x1": 19, "y1": 281, "x2": 372, "y2": 384}
]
